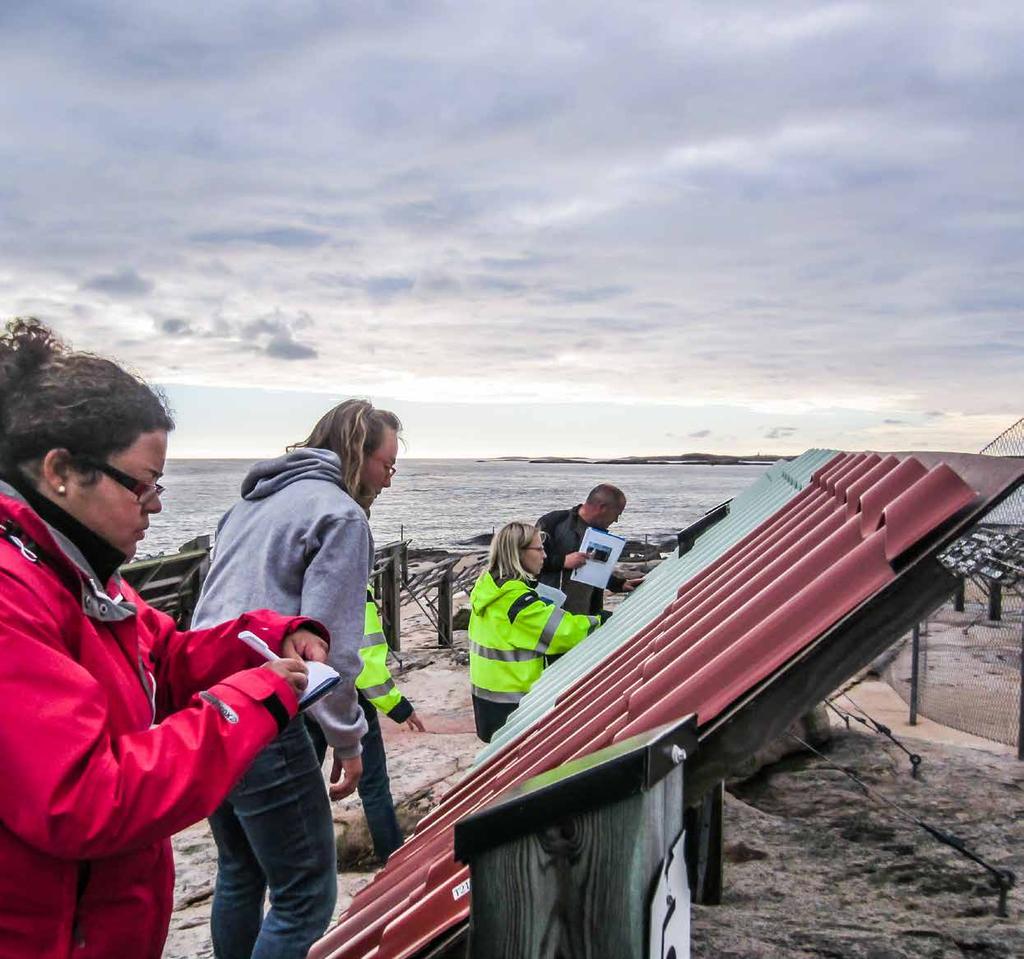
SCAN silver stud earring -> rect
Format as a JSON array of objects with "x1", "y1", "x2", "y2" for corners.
[{"x1": 57, "y1": 484, "x2": 67, "y2": 495}]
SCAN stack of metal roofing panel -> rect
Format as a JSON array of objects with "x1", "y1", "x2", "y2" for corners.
[
  {"x1": 477, "y1": 448, "x2": 838, "y2": 761},
  {"x1": 312, "y1": 449, "x2": 1007, "y2": 959}
]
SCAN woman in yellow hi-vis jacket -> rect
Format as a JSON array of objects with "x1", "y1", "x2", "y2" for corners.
[
  {"x1": 354, "y1": 586, "x2": 424, "y2": 860},
  {"x1": 469, "y1": 521, "x2": 602, "y2": 742}
]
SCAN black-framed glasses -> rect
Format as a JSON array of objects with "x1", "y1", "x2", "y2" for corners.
[{"x1": 78, "y1": 457, "x2": 164, "y2": 506}]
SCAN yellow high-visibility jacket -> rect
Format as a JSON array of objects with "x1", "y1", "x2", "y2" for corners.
[
  {"x1": 356, "y1": 587, "x2": 413, "y2": 722},
  {"x1": 468, "y1": 571, "x2": 599, "y2": 704}
]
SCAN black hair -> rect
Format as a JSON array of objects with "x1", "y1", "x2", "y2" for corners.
[{"x1": 0, "y1": 318, "x2": 174, "y2": 475}]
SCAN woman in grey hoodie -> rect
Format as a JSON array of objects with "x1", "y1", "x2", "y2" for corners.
[{"x1": 192, "y1": 400, "x2": 400, "y2": 959}]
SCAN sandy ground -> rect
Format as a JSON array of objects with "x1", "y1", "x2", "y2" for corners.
[
  {"x1": 696, "y1": 723, "x2": 1023, "y2": 958},
  {"x1": 164, "y1": 591, "x2": 1022, "y2": 959}
]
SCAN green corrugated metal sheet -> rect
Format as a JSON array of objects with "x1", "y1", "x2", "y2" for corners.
[{"x1": 474, "y1": 448, "x2": 839, "y2": 763}]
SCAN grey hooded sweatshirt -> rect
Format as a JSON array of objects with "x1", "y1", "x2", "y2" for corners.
[{"x1": 192, "y1": 448, "x2": 369, "y2": 757}]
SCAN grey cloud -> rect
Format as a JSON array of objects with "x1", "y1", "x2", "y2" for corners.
[
  {"x1": 191, "y1": 227, "x2": 329, "y2": 249},
  {"x1": 546, "y1": 285, "x2": 631, "y2": 305},
  {"x1": 3, "y1": 2, "x2": 1023, "y2": 439},
  {"x1": 233, "y1": 311, "x2": 318, "y2": 361},
  {"x1": 417, "y1": 272, "x2": 462, "y2": 294},
  {"x1": 925, "y1": 411, "x2": 947, "y2": 419},
  {"x1": 382, "y1": 193, "x2": 492, "y2": 232},
  {"x1": 472, "y1": 275, "x2": 529, "y2": 294},
  {"x1": 157, "y1": 317, "x2": 192, "y2": 336},
  {"x1": 689, "y1": 429, "x2": 712, "y2": 438},
  {"x1": 81, "y1": 268, "x2": 154, "y2": 298},
  {"x1": 764, "y1": 426, "x2": 798, "y2": 440},
  {"x1": 951, "y1": 290, "x2": 1024, "y2": 314},
  {"x1": 480, "y1": 254, "x2": 554, "y2": 272},
  {"x1": 266, "y1": 334, "x2": 318, "y2": 360},
  {"x1": 365, "y1": 275, "x2": 415, "y2": 299},
  {"x1": 309, "y1": 272, "x2": 416, "y2": 300},
  {"x1": 883, "y1": 418, "x2": 907, "y2": 425}
]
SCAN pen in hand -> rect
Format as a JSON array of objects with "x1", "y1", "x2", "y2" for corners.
[{"x1": 238, "y1": 629, "x2": 309, "y2": 696}]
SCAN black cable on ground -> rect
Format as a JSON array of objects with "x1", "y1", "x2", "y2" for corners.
[
  {"x1": 789, "y1": 732, "x2": 1015, "y2": 917},
  {"x1": 825, "y1": 695, "x2": 923, "y2": 778}
]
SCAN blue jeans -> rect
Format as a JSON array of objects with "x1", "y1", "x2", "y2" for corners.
[
  {"x1": 306, "y1": 699, "x2": 404, "y2": 862},
  {"x1": 357, "y1": 697, "x2": 404, "y2": 862},
  {"x1": 208, "y1": 718, "x2": 336, "y2": 959}
]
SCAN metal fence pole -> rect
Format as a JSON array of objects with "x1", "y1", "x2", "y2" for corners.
[
  {"x1": 909, "y1": 623, "x2": 921, "y2": 726},
  {"x1": 988, "y1": 581, "x2": 1003, "y2": 622},
  {"x1": 953, "y1": 577, "x2": 965, "y2": 612},
  {"x1": 1018, "y1": 615, "x2": 1024, "y2": 762}
]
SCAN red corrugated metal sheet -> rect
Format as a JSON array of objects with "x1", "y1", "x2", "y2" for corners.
[{"x1": 311, "y1": 451, "x2": 979, "y2": 959}]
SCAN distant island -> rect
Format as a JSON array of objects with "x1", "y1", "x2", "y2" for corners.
[{"x1": 485, "y1": 453, "x2": 792, "y2": 466}]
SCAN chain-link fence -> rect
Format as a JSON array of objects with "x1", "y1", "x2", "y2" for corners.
[{"x1": 883, "y1": 417, "x2": 1023, "y2": 755}]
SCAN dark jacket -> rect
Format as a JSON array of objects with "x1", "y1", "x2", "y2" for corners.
[{"x1": 536, "y1": 505, "x2": 624, "y2": 616}]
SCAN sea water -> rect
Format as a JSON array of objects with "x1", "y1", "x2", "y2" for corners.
[{"x1": 142, "y1": 458, "x2": 771, "y2": 556}]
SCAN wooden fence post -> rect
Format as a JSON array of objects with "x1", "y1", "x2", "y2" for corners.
[
  {"x1": 177, "y1": 535, "x2": 212, "y2": 627},
  {"x1": 953, "y1": 577, "x2": 965, "y2": 612},
  {"x1": 455, "y1": 716, "x2": 698, "y2": 959},
  {"x1": 375, "y1": 541, "x2": 407, "y2": 652},
  {"x1": 437, "y1": 563, "x2": 454, "y2": 648},
  {"x1": 987, "y1": 581, "x2": 1002, "y2": 622}
]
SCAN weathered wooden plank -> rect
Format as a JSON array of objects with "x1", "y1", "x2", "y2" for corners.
[
  {"x1": 457, "y1": 717, "x2": 696, "y2": 959},
  {"x1": 467, "y1": 775, "x2": 683, "y2": 959}
]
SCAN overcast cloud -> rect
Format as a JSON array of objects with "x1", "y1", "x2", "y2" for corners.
[{"x1": 1, "y1": 1, "x2": 1021, "y2": 455}]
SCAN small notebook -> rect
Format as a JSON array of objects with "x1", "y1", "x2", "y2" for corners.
[
  {"x1": 238, "y1": 630, "x2": 341, "y2": 710},
  {"x1": 298, "y1": 662, "x2": 342, "y2": 709}
]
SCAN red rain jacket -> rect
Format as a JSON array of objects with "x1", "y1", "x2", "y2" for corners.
[{"x1": 0, "y1": 490, "x2": 320, "y2": 958}]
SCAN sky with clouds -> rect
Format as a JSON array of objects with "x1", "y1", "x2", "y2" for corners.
[{"x1": 1, "y1": 1, "x2": 1021, "y2": 457}]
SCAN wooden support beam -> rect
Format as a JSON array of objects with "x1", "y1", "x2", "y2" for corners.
[
  {"x1": 456, "y1": 716, "x2": 698, "y2": 959},
  {"x1": 685, "y1": 780, "x2": 724, "y2": 905}
]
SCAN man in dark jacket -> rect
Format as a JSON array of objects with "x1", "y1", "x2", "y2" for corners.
[{"x1": 537, "y1": 483, "x2": 642, "y2": 616}]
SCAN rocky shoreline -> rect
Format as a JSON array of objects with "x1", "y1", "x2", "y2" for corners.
[{"x1": 487, "y1": 454, "x2": 788, "y2": 466}]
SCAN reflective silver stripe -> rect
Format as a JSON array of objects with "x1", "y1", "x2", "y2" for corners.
[
  {"x1": 360, "y1": 631, "x2": 387, "y2": 650},
  {"x1": 199, "y1": 691, "x2": 239, "y2": 724},
  {"x1": 470, "y1": 641, "x2": 540, "y2": 663},
  {"x1": 360, "y1": 679, "x2": 396, "y2": 700},
  {"x1": 534, "y1": 608, "x2": 566, "y2": 655},
  {"x1": 471, "y1": 685, "x2": 524, "y2": 704}
]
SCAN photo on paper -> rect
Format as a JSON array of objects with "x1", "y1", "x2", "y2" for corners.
[{"x1": 571, "y1": 527, "x2": 627, "y2": 590}]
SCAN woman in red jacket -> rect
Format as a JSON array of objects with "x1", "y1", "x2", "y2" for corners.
[{"x1": 0, "y1": 319, "x2": 328, "y2": 959}]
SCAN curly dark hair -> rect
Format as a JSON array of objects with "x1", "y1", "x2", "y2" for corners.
[{"x1": 0, "y1": 318, "x2": 174, "y2": 474}]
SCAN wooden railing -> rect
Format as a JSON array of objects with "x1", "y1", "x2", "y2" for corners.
[
  {"x1": 120, "y1": 535, "x2": 212, "y2": 626},
  {"x1": 122, "y1": 537, "x2": 484, "y2": 648}
]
